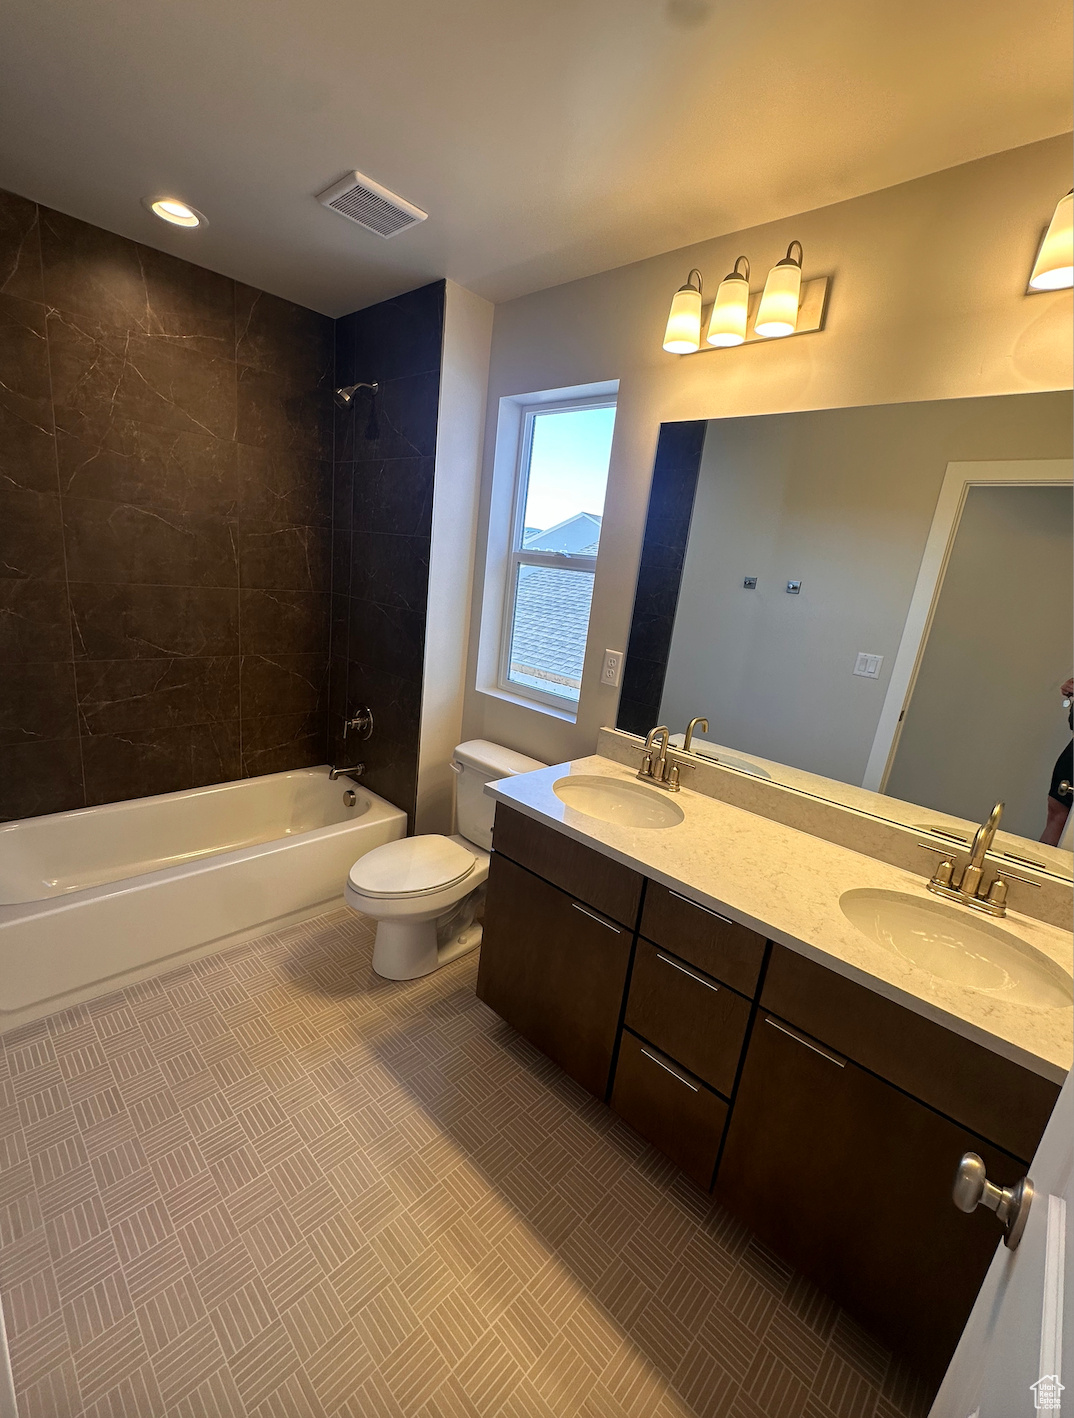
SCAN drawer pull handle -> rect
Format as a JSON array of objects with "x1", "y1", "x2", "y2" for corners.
[
  {"x1": 656, "y1": 952, "x2": 720, "y2": 992},
  {"x1": 572, "y1": 902, "x2": 622, "y2": 934},
  {"x1": 668, "y1": 889, "x2": 732, "y2": 925},
  {"x1": 764, "y1": 1016, "x2": 845, "y2": 1068},
  {"x1": 640, "y1": 1047, "x2": 699, "y2": 1092}
]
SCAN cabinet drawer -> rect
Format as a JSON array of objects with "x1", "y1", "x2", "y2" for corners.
[
  {"x1": 611, "y1": 1031, "x2": 728, "y2": 1188},
  {"x1": 761, "y1": 945, "x2": 1060, "y2": 1162},
  {"x1": 624, "y1": 940, "x2": 750, "y2": 1096},
  {"x1": 640, "y1": 881, "x2": 766, "y2": 996},
  {"x1": 476, "y1": 853, "x2": 633, "y2": 1098},
  {"x1": 492, "y1": 804, "x2": 643, "y2": 928}
]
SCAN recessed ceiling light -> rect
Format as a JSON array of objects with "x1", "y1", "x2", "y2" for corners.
[{"x1": 144, "y1": 197, "x2": 206, "y2": 228}]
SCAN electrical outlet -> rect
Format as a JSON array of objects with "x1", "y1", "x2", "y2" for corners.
[
  {"x1": 601, "y1": 649, "x2": 624, "y2": 687},
  {"x1": 853, "y1": 652, "x2": 884, "y2": 679}
]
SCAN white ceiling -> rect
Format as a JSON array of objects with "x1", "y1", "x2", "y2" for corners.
[{"x1": 1, "y1": 0, "x2": 1070, "y2": 317}]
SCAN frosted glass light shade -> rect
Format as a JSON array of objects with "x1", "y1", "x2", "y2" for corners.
[
  {"x1": 707, "y1": 272, "x2": 749, "y2": 347},
  {"x1": 755, "y1": 257, "x2": 802, "y2": 337},
  {"x1": 1029, "y1": 191, "x2": 1073, "y2": 291},
  {"x1": 664, "y1": 281, "x2": 703, "y2": 353}
]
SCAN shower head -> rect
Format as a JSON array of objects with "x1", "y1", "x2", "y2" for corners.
[{"x1": 334, "y1": 381, "x2": 379, "y2": 408}]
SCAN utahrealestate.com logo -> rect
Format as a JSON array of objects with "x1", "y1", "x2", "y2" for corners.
[{"x1": 1030, "y1": 1375, "x2": 1065, "y2": 1412}]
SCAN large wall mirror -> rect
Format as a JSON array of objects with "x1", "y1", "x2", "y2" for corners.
[{"x1": 618, "y1": 391, "x2": 1074, "y2": 877}]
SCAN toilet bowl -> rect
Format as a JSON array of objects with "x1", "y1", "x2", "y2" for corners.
[{"x1": 345, "y1": 740, "x2": 545, "y2": 980}]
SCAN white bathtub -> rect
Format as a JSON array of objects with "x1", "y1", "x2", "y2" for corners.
[{"x1": 0, "y1": 768, "x2": 406, "y2": 1027}]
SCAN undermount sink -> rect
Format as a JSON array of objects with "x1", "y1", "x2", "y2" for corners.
[
  {"x1": 839, "y1": 888, "x2": 1073, "y2": 1010},
  {"x1": 553, "y1": 775, "x2": 685, "y2": 829}
]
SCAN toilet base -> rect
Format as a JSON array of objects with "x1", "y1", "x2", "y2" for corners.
[{"x1": 371, "y1": 912, "x2": 482, "y2": 981}]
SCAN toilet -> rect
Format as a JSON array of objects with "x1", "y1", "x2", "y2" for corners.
[{"x1": 345, "y1": 740, "x2": 546, "y2": 980}]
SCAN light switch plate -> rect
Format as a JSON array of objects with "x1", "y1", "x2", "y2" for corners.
[
  {"x1": 601, "y1": 650, "x2": 624, "y2": 687},
  {"x1": 853, "y1": 652, "x2": 884, "y2": 678},
  {"x1": 786, "y1": 580, "x2": 802, "y2": 594}
]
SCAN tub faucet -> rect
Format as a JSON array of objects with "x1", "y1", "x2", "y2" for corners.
[{"x1": 329, "y1": 764, "x2": 365, "y2": 783}]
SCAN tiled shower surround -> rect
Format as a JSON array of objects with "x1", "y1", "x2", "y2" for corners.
[
  {"x1": 0, "y1": 188, "x2": 335, "y2": 820},
  {"x1": 331, "y1": 284, "x2": 445, "y2": 826},
  {"x1": 0, "y1": 186, "x2": 445, "y2": 825},
  {"x1": 0, "y1": 909, "x2": 934, "y2": 1418}
]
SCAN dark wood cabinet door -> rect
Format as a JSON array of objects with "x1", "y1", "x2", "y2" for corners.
[
  {"x1": 640, "y1": 881, "x2": 766, "y2": 996},
  {"x1": 761, "y1": 944, "x2": 1059, "y2": 1163},
  {"x1": 476, "y1": 853, "x2": 634, "y2": 1098},
  {"x1": 611, "y1": 1031, "x2": 728, "y2": 1189},
  {"x1": 492, "y1": 805, "x2": 643, "y2": 927},
  {"x1": 716, "y1": 1012, "x2": 1025, "y2": 1380},
  {"x1": 624, "y1": 940, "x2": 751, "y2": 1096}
]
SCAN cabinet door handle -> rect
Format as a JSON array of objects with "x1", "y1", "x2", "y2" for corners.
[
  {"x1": 764, "y1": 1016, "x2": 845, "y2": 1068},
  {"x1": 656, "y1": 952, "x2": 720, "y2": 992},
  {"x1": 668, "y1": 889, "x2": 732, "y2": 925},
  {"x1": 640, "y1": 1047, "x2": 699, "y2": 1092},
  {"x1": 571, "y1": 902, "x2": 622, "y2": 934}
]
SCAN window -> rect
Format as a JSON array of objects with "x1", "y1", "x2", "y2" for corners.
[{"x1": 498, "y1": 396, "x2": 617, "y2": 710}]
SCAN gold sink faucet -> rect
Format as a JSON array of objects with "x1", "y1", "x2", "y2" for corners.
[
  {"x1": 638, "y1": 726, "x2": 680, "y2": 791},
  {"x1": 684, "y1": 716, "x2": 709, "y2": 753},
  {"x1": 922, "y1": 801, "x2": 1019, "y2": 917}
]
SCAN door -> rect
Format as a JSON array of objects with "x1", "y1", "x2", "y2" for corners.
[
  {"x1": 929, "y1": 1070, "x2": 1072, "y2": 1417},
  {"x1": 716, "y1": 1011, "x2": 1024, "y2": 1380},
  {"x1": 476, "y1": 852, "x2": 634, "y2": 1098}
]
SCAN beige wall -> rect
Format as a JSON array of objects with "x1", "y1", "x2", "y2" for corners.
[
  {"x1": 660, "y1": 394, "x2": 1073, "y2": 787},
  {"x1": 461, "y1": 134, "x2": 1073, "y2": 766},
  {"x1": 885, "y1": 482, "x2": 1074, "y2": 838},
  {"x1": 416, "y1": 281, "x2": 494, "y2": 833}
]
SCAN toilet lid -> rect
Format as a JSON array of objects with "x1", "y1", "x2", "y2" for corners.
[{"x1": 348, "y1": 835, "x2": 477, "y2": 899}]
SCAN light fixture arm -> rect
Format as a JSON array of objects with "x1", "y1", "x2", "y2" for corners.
[
  {"x1": 781, "y1": 240, "x2": 803, "y2": 268},
  {"x1": 730, "y1": 255, "x2": 750, "y2": 282},
  {"x1": 679, "y1": 268, "x2": 704, "y2": 296}
]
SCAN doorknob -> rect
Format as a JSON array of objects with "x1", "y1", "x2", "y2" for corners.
[{"x1": 952, "y1": 1153, "x2": 1034, "y2": 1250}]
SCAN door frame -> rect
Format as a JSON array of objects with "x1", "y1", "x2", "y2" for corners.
[{"x1": 862, "y1": 458, "x2": 1074, "y2": 793}]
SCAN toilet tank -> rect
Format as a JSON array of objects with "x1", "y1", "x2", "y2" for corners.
[{"x1": 453, "y1": 740, "x2": 546, "y2": 851}]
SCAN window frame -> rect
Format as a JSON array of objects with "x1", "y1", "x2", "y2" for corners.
[{"x1": 496, "y1": 393, "x2": 617, "y2": 713}]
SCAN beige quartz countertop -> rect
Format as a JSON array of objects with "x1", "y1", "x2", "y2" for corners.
[{"x1": 486, "y1": 755, "x2": 1074, "y2": 1085}]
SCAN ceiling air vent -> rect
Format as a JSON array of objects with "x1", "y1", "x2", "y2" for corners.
[{"x1": 317, "y1": 171, "x2": 427, "y2": 239}]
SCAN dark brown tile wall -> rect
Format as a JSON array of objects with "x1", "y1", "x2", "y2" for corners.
[
  {"x1": 330, "y1": 283, "x2": 445, "y2": 827},
  {"x1": 618, "y1": 421, "x2": 708, "y2": 738},
  {"x1": 0, "y1": 188, "x2": 336, "y2": 820}
]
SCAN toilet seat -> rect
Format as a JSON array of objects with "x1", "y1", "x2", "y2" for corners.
[{"x1": 348, "y1": 834, "x2": 477, "y2": 900}]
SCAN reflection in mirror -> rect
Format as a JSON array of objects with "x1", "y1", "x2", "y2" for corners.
[{"x1": 619, "y1": 393, "x2": 1074, "y2": 874}]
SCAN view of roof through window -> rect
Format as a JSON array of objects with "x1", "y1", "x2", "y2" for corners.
[{"x1": 506, "y1": 403, "x2": 616, "y2": 705}]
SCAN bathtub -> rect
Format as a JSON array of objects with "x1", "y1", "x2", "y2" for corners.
[{"x1": 0, "y1": 768, "x2": 406, "y2": 1027}]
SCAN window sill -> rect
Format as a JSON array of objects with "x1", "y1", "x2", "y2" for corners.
[{"x1": 476, "y1": 683, "x2": 579, "y2": 724}]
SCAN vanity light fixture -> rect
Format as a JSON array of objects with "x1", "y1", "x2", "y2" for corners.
[
  {"x1": 755, "y1": 241, "x2": 804, "y2": 337},
  {"x1": 661, "y1": 242, "x2": 826, "y2": 354},
  {"x1": 663, "y1": 269, "x2": 704, "y2": 353},
  {"x1": 144, "y1": 197, "x2": 206, "y2": 229},
  {"x1": 1028, "y1": 190, "x2": 1073, "y2": 291},
  {"x1": 706, "y1": 256, "x2": 751, "y2": 347}
]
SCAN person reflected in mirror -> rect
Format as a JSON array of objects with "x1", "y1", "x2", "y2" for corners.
[{"x1": 1040, "y1": 677, "x2": 1074, "y2": 846}]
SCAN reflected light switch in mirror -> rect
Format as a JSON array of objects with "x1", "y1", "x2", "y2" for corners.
[
  {"x1": 854, "y1": 652, "x2": 884, "y2": 679},
  {"x1": 743, "y1": 576, "x2": 757, "y2": 588},
  {"x1": 786, "y1": 580, "x2": 802, "y2": 594}
]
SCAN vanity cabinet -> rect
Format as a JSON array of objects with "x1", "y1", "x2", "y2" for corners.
[
  {"x1": 477, "y1": 805, "x2": 1063, "y2": 1382},
  {"x1": 476, "y1": 813, "x2": 640, "y2": 1097}
]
